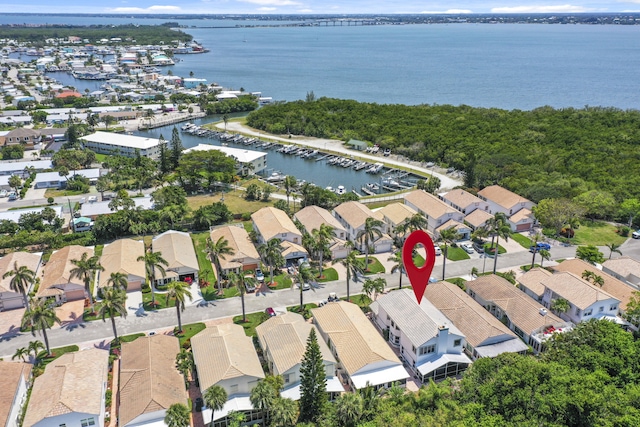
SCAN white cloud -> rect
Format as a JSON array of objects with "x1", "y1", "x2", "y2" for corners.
[
  {"x1": 257, "y1": 6, "x2": 276, "y2": 10},
  {"x1": 237, "y1": 0, "x2": 301, "y2": 5},
  {"x1": 491, "y1": 4, "x2": 590, "y2": 13},
  {"x1": 108, "y1": 5, "x2": 181, "y2": 13},
  {"x1": 298, "y1": 8, "x2": 313, "y2": 12},
  {"x1": 420, "y1": 9, "x2": 473, "y2": 14}
]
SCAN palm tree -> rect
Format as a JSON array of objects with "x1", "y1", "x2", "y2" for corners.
[
  {"x1": 335, "y1": 392, "x2": 364, "y2": 427},
  {"x1": 27, "y1": 340, "x2": 45, "y2": 361},
  {"x1": 222, "y1": 114, "x2": 229, "y2": 131},
  {"x1": 606, "y1": 242, "x2": 622, "y2": 260},
  {"x1": 539, "y1": 249, "x2": 551, "y2": 267},
  {"x1": 228, "y1": 272, "x2": 255, "y2": 323},
  {"x1": 283, "y1": 175, "x2": 297, "y2": 208},
  {"x1": 107, "y1": 272, "x2": 129, "y2": 292},
  {"x1": 439, "y1": 226, "x2": 461, "y2": 280},
  {"x1": 205, "y1": 236, "x2": 235, "y2": 294},
  {"x1": 356, "y1": 217, "x2": 384, "y2": 269},
  {"x1": 204, "y1": 385, "x2": 228, "y2": 413},
  {"x1": 332, "y1": 250, "x2": 363, "y2": 302},
  {"x1": 12, "y1": 347, "x2": 29, "y2": 362},
  {"x1": 490, "y1": 213, "x2": 511, "y2": 274},
  {"x1": 312, "y1": 223, "x2": 333, "y2": 278},
  {"x1": 530, "y1": 232, "x2": 545, "y2": 268},
  {"x1": 166, "y1": 281, "x2": 192, "y2": 333},
  {"x1": 292, "y1": 263, "x2": 314, "y2": 311},
  {"x1": 98, "y1": 287, "x2": 127, "y2": 343},
  {"x1": 250, "y1": 379, "x2": 278, "y2": 425},
  {"x1": 270, "y1": 398, "x2": 298, "y2": 427},
  {"x1": 258, "y1": 238, "x2": 284, "y2": 286},
  {"x1": 582, "y1": 270, "x2": 595, "y2": 282},
  {"x1": 403, "y1": 213, "x2": 428, "y2": 234},
  {"x1": 593, "y1": 275, "x2": 605, "y2": 287},
  {"x1": 175, "y1": 349, "x2": 194, "y2": 389},
  {"x1": 164, "y1": 403, "x2": 190, "y2": 427},
  {"x1": 2, "y1": 262, "x2": 35, "y2": 311},
  {"x1": 70, "y1": 252, "x2": 104, "y2": 313},
  {"x1": 137, "y1": 250, "x2": 169, "y2": 306},
  {"x1": 388, "y1": 250, "x2": 405, "y2": 289},
  {"x1": 551, "y1": 298, "x2": 570, "y2": 316},
  {"x1": 362, "y1": 277, "x2": 386, "y2": 301},
  {"x1": 22, "y1": 298, "x2": 61, "y2": 356}
]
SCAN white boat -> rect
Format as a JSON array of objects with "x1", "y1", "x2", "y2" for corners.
[
  {"x1": 335, "y1": 185, "x2": 346, "y2": 195},
  {"x1": 266, "y1": 172, "x2": 285, "y2": 182}
]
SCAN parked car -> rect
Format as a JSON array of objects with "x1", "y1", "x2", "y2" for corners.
[
  {"x1": 473, "y1": 242, "x2": 485, "y2": 253},
  {"x1": 328, "y1": 292, "x2": 338, "y2": 302},
  {"x1": 88, "y1": 196, "x2": 98, "y2": 203},
  {"x1": 255, "y1": 268, "x2": 264, "y2": 282},
  {"x1": 79, "y1": 197, "x2": 86, "y2": 205},
  {"x1": 633, "y1": 230, "x2": 640, "y2": 239},
  {"x1": 529, "y1": 242, "x2": 551, "y2": 252},
  {"x1": 7, "y1": 192, "x2": 17, "y2": 201},
  {"x1": 0, "y1": 190, "x2": 7, "y2": 198},
  {"x1": 433, "y1": 245, "x2": 442, "y2": 256},
  {"x1": 461, "y1": 242, "x2": 475, "y2": 254},
  {"x1": 429, "y1": 277, "x2": 438, "y2": 283},
  {"x1": 300, "y1": 282, "x2": 311, "y2": 291},
  {"x1": 194, "y1": 397, "x2": 204, "y2": 412},
  {"x1": 244, "y1": 277, "x2": 256, "y2": 293},
  {"x1": 383, "y1": 148, "x2": 391, "y2": 156},
  {"x1": 265, "y1": 307, "x2": 276, "y2": 317}
]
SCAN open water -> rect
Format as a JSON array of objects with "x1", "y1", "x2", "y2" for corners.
[{"x1": 3, "y1": 15, "x2": 640, "y2": 110}]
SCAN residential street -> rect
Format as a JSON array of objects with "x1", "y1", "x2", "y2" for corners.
[{"x1": 3, "y1": 238, "x2": 638, "y2": 359}]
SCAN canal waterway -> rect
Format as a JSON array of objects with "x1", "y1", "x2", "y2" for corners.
[{"x1": 134, "y1": 118, "x2": 423, "y2": 195}]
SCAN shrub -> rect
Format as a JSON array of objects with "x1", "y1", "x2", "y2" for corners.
[
  {"x1": 618, "y1": 226, "x2": 631, "y2": 237},
  {"x1": 47, "y1": 197, "x2": 54, "y2": 204}
]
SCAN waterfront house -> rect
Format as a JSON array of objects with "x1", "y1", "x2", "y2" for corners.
[
  {"x1": 424, "y1": 281, "x2": 529, "y2": 359},
  {"x1": 466, "y1": 275, "x2": 572, "y2": 353},
  {"x1": 440, "y1": 189, "x2": 490, "y2": 215},
  {"x1": 33, "y1": 168, "x2": 100, "y2": 189},
  {"x1": 210, "y1": 225, "x2": 260, "y2": 276},
  {"x1": 192, "y1": 324, "x2": 265, "y2": 427},
  {"x1": 477, "y1": 185, "x2": 535, "y2": 231},
  {"x1": 183, "y1": 144, "x2": 267, "y2": 175},
  {"x1": 294, "y1": 205, "x2": 350, "y2": 259},
  {"x1": 540, "y1": 271, "x2": 621, "y2": 324},
  {"x1": 602, "y1": 257, "x2": 640, "y2": 289},
  {"x1": 332, "y1": 201, "x2": 393, "y2": 253},
  {"x1": 553, "y1": 258, "x2": 634, "y2": 313},
  {"x1": 374, "y1": 202, "x2": 419, "y2": 238},
  {"x1": 37, "y1": 245, "x2": 93, "y2": 305},
  {"x1": 80, "y1": 132, "x2": 161, "y2": 159},
  {"x1": 256, "y1": 312, "x2": 344, "y2": 400},
  {"x1": 151, "y1": 230, "x2": 199, "y2": 286},
  {"x1": 311, "y1": 301, "x2": 409, "y2": 390},
  {"x1": 0, "y1": 252, "x2": 42, "y2": 311},
  {"x1": 252, "y1": 206, "x2": 303, "y2": 246},
  {"x1": 98, "y1": 239, "x2": 146, "y2": 293},
  {"x1": 403, "y1": 190, "x2": 468, "y2": 239},
  {"x1": 0, "y1": 361, "x2": 32, "y2": 427},
  {"x1": 371, "y1": 289, "x2": 472, "y2": 382},
  {"x1": 517, "y1": 267, "x2": 553, "y2": 303},
  {"x1": 23, "y1": 348, "x2": 108, "y2": 427},
  {"x1": 119, "y1": 336, "x2": 187, "y2": 427}
]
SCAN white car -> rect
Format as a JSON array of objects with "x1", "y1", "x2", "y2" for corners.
[
  {"x1": 461, "y1": 243, "x2": 475, "y2": 254},
  {"x1": 88, "y1": 196, "x2": 98, "y2": 203},
  {"x1": 433, "y1": 245, "x2": 442, "y2": 256},
  {"x1": 0, "y1": 190, "x2": 7, "y2": 198},
  {"x1": 633, "y1": 230, "x2": 640, "y2": 239}
]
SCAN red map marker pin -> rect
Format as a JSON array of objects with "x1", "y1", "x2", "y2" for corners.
[{"x1": 402, "y1": 230, "x2": 436, "y2": 304}]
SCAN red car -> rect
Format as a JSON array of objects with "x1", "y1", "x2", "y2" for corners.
[{"x1": 265, "y1": 307, "x2": 276, "y2": 317}]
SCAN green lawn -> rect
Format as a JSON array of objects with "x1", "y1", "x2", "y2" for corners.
[
  {"x1": 268, "y1": 272, "x2": 293, "y2": 290},
  {"x1": 359, "y1": 256, "x2": 385, "y2": 274},
  {"x1": 119, "y1": 333, "x2": 145, "y2": 343},
  {"x1": 38, "y1": 344, "x2": 79, "y2": 367},
  {"x1": 175, "y1": 322, "x2": 206, "y2": 347},
  {"x1": 511, "y1": 233, "x2": 533, "y2": 249},
  {"x1": 234, "y1": 311, "x2": 270, "y2": 337},
  {"x1": 316, "y1": 267, "x2": 338, "y2": 282},
  {"x1": 95, "y1": 153, "x2": 110, "y2": 163},
  {"x1": 191, "y1": 231, "x2": 215, "y2": 285},
  {"x1": 341, "y1": 294, "x2": 373, "y2": 312},
  {"x1": 44, "y1": 189, "x2": 87, "y2": 198},
  {"x1": 572, "y1": 221, "x2": 627, "y2": 246},
  {"x1": 142, "y1": 292, "x2": 171, "y2": 310},
  {"x1": 484, "y1": 243, "x2": 507, "y2": 255},
  {"x1": 287, "y1": 303, "x2": 318, "y2": 320},
  {"x1": 444, "y1": 246, "x2": 471, "y2": 261}
]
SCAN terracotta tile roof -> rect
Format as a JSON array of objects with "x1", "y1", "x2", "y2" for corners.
[
  {"x1": 403, "y1": 190, "x2": 459, "y2": 220},
  {"x1": 517, "y1": 267, "x2": 553, "y2": 297},
  {"x1": 191, "y1": 324, "x2": 265, "y2": 392},
  {"x1": 281, "y1": 241, "x2": 309, "y2": 258},
  {"x1": 152, "y1": 230, "x2": 198, "y2": 272},
  {"x1": 553, "y1": 259, "x2": 634, "y2": 310},
  {"x1": 333, "y1": 201, "x2": 376, "y2": 229},
  {"x1": 436, "y1": 219, "x2": 468, "y2": 233},
  {"x1": 0, "y1": 361, "x2": 32, "y2": 427},
  {"x1": 477, "y1": 185, "x2": 532, "y2": 210},
  {"x1": 119, "y1": 335, "x2": 186, "y2": 426},
  {"x1": 294, "y1": 205, "x2": 346, "y2": 234},
  {"x1": 424, "y1": 281, "x2": 519, "y2": 349},
  {"x1": 466, "y1": 275, "x2": 563, "y2": 335},
  {"x1": 373, "y1": 289, "x2": 464, "y2": 346},
  {"x1": 38, "y1": 245, "x2": 93, "y2": 298},
  {"x1": 441, "y1": 189, "x2": 483, "y2": 209},
  {"x1": 210, "y1": 226, "x2": 260, "y2": 270},
  {"x1": 23, "y1": 349, "x2": 108, "y2": 427},
  {"x1": 603, "y1": 257, "x2": 640, "y2": 282},
  {"x1": 256, "y1": 312, "x2": 335, "y2": 376},
  {"x1": 541, "y1": 271, "x2": 618, "y2": 310},
  {"x1": 251, "y1": 207, "x2": 301, "y2": 241},
  {"x1": 464, "y1": 209, "x2": 493, "y2": 228},
  {"x1": 509, "y1": 208, "x2": 533, "y2": 223},
  {"x1": 375, "y1": 203, "x2": 418, "y2": 226},
  {"x1": 311, "y1": 301, "x2": 400, "y2": 377},
  {"x1": 0, "y1": 252, "x2": 41, "y2": 293},
  {"x1": 98, "y1": 239, "x2": 145, "y2": 289}
]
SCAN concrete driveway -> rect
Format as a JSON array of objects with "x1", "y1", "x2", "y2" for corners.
[
  {"x1": 0, "y1": 307, "x2": 25, "y2": 343},
  {"x1": 126, "y1": 291, "x2": 144, "y2": 316}
]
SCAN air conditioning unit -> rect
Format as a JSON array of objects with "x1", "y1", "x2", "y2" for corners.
[{"x1": 539, "y1": 308, "x2": 548, "y2": 316}]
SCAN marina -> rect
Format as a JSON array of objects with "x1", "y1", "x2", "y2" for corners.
[{"x1": 141, "y1": 121, "x2": 427, "y2": 195}]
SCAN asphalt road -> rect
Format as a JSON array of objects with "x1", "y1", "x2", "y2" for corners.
[{"x1": 4, "y1": 238, "x2": 638, "y2": 359}]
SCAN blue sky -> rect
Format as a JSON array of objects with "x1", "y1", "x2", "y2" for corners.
[{"x1": 2, "y1": 1, "x2": 640, "y2": 14}]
